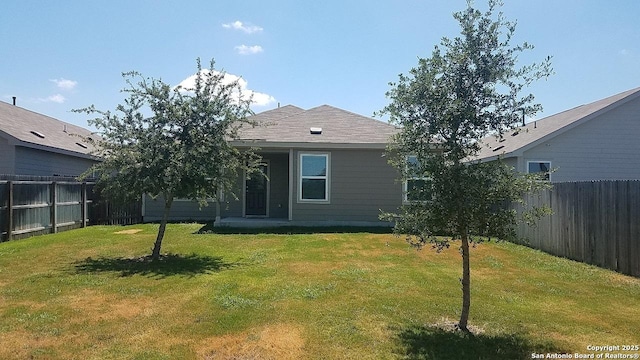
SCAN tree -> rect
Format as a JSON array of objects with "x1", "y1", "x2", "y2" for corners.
[
  {"x1": 379, "y1": 0, "x2": 552, "y2": 332},
  {"x1": 76, "y1": 59, "x2": 261, "y2": 260}
]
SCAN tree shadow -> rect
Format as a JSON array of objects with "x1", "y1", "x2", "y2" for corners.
[
  {"x1": 195, "y1": 223, "x2": 393, "y2": 235},
  {"x1": 73, "y1": 253, "x2": 240, "y2": 278},
  {"x1": 395, "y1": 324, "x2": 568, "y2": 360}
]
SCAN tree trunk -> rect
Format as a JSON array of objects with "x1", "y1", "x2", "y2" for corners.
[
  {"x1": 151, "y1": 195, "x2": 173, "y2": 260},
  {"x1": 458, "y1": 228, "x2": 471, "y2": 332}
]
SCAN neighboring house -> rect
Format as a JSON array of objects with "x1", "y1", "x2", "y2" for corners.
[
  {"x1": 475, "y1": 87, "x2": 640, "y2": 182},
  {"x1": 143, "y1": 105, "x2": 403, "y2": 226},
  {"x1": 0, "y1": 100, "x2": 97, "y2": 177}
]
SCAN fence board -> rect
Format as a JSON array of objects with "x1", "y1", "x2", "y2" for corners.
[
  {"x1": 0, "y1": 182, "x2": 6, "y2": 239},
  {"x1": 0, "y1": 179, "x2": 142, "y2": 242},
  {"x1": 630, "y1": 184, "x2": 640, "y2": 277},
  {"x1": 515, "y1": 180, "x2": 640, "y2": 278}
]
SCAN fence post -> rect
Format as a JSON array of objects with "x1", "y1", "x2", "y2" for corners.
[
  {"x1": 51, "y1": 181, "x2": 57, "y2": 234},
  {"x1": 7, "y1": 181, "x2": 13, "y2": 241},
  {"x1": 81, "y1": 182, "x2": 87, "y2": 228}
]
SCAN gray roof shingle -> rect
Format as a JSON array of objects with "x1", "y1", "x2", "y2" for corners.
[
  {"x1": 235, "y1": 104, "x2": 398, "y2": 147},
  {"x1": 475, "y1": 87, "x2": 640, "y2": 161},
  {"x1": 0, "y1": 101, "x2": 95, "y2": 158}
]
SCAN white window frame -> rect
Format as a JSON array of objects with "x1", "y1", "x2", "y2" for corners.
[
  {"x1": 403, "y1": 155, "x2": 429, "y2": 204},
  {"x1": 298, "y1": 152, "x2": 330, "y2": 203},
  {"x1": 527, "y1": 160, "x2": 552, "y2": 181}
]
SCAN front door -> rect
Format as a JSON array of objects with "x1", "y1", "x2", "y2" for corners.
[{"x1": 245, "y1": 164, "x2": 268, "y2": 216}]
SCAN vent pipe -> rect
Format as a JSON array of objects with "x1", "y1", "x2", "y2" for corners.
[{"x1": 12, "y1": 96, "x2": 16, "y2": 106}]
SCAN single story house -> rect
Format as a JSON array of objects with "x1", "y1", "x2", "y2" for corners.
[
  {"x1": 143, "y1": 105, "x2": 403, "y2": 226},
  {"x1": 475, "y1": 87, "x2": 640, "y2": 182},
  {"x1": 0, "y1": 100, "x2": 97, "y2": 178}
]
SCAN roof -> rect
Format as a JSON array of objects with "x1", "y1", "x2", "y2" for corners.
[
  {"x1": 475, "y1": 87, "x2": 640, "y2": 161},
  {"x1": 0, "y1": 101, "x2": 96, "y2": 158},
  {"x1": 234, "y1": 104, "x2": 398, "y2": 148}
]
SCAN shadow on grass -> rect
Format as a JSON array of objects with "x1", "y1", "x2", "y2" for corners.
[
  {"x1": 395, "y1": 324, "x2": 568, "y2": 360},
  {"x1": 74, "y1": 253, "x2": 240, "y2": 278},
  {"x1": 195, "y1": 223, "x2": 393, "y2": 235}
]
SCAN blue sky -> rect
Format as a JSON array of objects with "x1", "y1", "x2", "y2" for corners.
[{"x1": 1, "y1": 1, "x2": 639, "y2": 130}]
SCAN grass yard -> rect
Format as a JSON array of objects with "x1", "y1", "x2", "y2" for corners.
[{"x1": 0, "y1": 224, "x2": 639, "y2": 359}]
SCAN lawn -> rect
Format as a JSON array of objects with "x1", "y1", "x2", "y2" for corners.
[{"x1": 0, "y1": 224, "x2": 639, "y2": 359}]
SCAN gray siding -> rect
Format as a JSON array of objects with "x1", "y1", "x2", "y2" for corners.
[
  {"x1": 266, "y1": 153, "x2": 289, "y2": 218},
  {"x1": 14, "y1": 146, "x2": 95, "y2": 177},
  {"x1": 217, "y1": 153, "x2": 289, "y2": 218},
  {"x1": 144, "y1": 153, "x2": 289, "y2": 222},
  {"x1": 144, "y1": 195, "x2": 218, "y2": 221},
  {"x1": 144, "y1": 149, "x2": 403, "y2": 224},
  {"x1": 500, "y1": 157, "x2": 517, "y2": 170},
  {"x1": 292, "y1": 149, "x2": 402, "y2": 222},
  {"x1": 0, "y1": 136, "x2": 15, "y2": 174},
  {"x1": 521, "y1": 98, "x2": 640, "y2": 182}
]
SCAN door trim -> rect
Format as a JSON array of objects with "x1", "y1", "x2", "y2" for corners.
[{"x1": 243, "y1": 161, "x2": 270, "y2": 218}]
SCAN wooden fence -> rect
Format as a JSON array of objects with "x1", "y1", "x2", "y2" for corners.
[
  {"x1": 0, "y1": 179, "x2": 142, "y2": 241},
  {"x1": 514, "y1": 181, "x2": 640, "y2": 277}
]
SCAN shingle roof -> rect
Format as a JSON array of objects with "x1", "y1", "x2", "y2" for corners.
[
  {"x1": 475, "y1": 87, "x2": 640, "y2": 161},
  {"x1": 235, "y1": 104, "x2": 398, "y2": 148},
  {"x1": 0, "y1": 101, "x2": 96, "y2": 158}
]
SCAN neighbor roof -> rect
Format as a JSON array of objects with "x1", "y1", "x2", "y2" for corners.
[
  {"x1": 475, "y1": 87, "x2": 640, "y2": 161},
  {"x1": 234, "y1": 104, "x2": 398, "y2": 148},
  {"x1": 0, "y1": 101, "x2": 96, "y2": 158}
]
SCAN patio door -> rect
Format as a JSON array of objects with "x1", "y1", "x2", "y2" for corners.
[{"x1": 245, "y1": 163, "x2": 268, "y2": 216}]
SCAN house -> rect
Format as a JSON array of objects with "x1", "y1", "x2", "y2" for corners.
[
  {"x1": 143, "y1": 105, "x2": 403, "y2": 226},
  {"x1": 475, "y1": 87, "x2": 640, "y2": 182},
  {"x1": 0, "y1": 100, "x2": 97, "y2": 177}
]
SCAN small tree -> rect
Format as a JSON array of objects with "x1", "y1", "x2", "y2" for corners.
[
  {"x1": 76, "y1": 59, "x2": 260, "y2": 260},
  {"x1": 380, "y1": 0, "x2": 552, "y2": 332}
]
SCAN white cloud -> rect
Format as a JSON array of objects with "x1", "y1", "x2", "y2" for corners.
[
  {"x1": 222, "y1": 20, "x2": 263, "y2": 34},
  {"x1": 177, "y1": 69, "x2": 275, "y2": 107},
  {"x1": 50, "y1": 78, "x2": 77, "y2": 90},
  {"x1": 250, "y1": 91, "x2": 277, "y2": 107},
  {"x1": 41, "y1": 94, "x2": 66, "y2": 103},
  {"x1": 619, "y1": 49, "x2": 629, "y2": 56},
  {"x1": 234, "y1": 45, "x2": 263, "y2": 55}
]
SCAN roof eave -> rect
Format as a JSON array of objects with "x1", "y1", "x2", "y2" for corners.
[
  {"x1": 492, "y1": 87, "x2": 640, "y2": 157},
  {"x1": 231, "y1": 140, "x2": 389, "y2": 150}
]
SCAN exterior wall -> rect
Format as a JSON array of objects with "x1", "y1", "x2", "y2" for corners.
[
  {"x1": 265, "y1": 153, "x2": 289, "y2": 218},
  {"x1": 292, "y1": 149, "x2": 402, "y2": 223},
  {"x1": 143, "y1": 148, "x2": 403, "y2": 225},
  {"x1": 521, "y1": 98, "x2": 640, "y2": 182},
  {"x1": 499, "y1": 157, "x2": 518, "y2": 170},
  {"x1": 14, "y1": 146, "x2": 96, "y2": 177},
  {"x1": 144, "y1": 195, "x2": 218, "y2": 221},
  {"x1": 0, "y1": 135, "x2": 15, "y2": 174},
  {"x1": 143, "y1": 152, "x2": 288, "y2": 222},
  {"x1": 216, "y1": 152, "x2": 289, "y2": 219}
]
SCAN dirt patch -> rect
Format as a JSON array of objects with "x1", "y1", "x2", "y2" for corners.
[
  {"x1": 606, "y1": 272, "x2": 640, "y2": 287},
  {"x1": 114, "y1": 229, "x2": 143, "y2": 234},
  {"x1": 66, "y1": 290, "x2": 153, "y2": 321},
  {"x1": 198, "y1": 323, "x2": 305, "y2": 359},
  {"x1": 429, "y1": 317, "x2": 485, "y2": 335}
]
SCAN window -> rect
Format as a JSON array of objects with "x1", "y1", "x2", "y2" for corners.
[
  {"x1": 404, "y1": 155, "x2": 429, "y2": 203},
  {"x1": 527, "y1": 161, "x2": 551, "y2": 181},
  {"x1": 299, "y1": 153, "x2": 330, "y2": 202}
]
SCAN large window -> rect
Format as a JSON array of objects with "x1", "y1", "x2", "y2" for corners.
[
  {"x1": 527, "y1": 161, "x2": 551, "y2": 181},
  {"x1": 299, "y1": 153, "x2": 330, "y2": 202},
  {"x1": 404, "y1": 155, "x2": 429, "y2": 203}
]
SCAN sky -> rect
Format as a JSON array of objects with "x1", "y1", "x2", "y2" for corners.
[{"x1": 1, "y1": 1, "x2": 639, "y2": 130}]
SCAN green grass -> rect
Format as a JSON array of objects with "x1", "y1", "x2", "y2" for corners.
[{"x1": 1, "y1": 224, "x2": 639, "y2": 359}]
